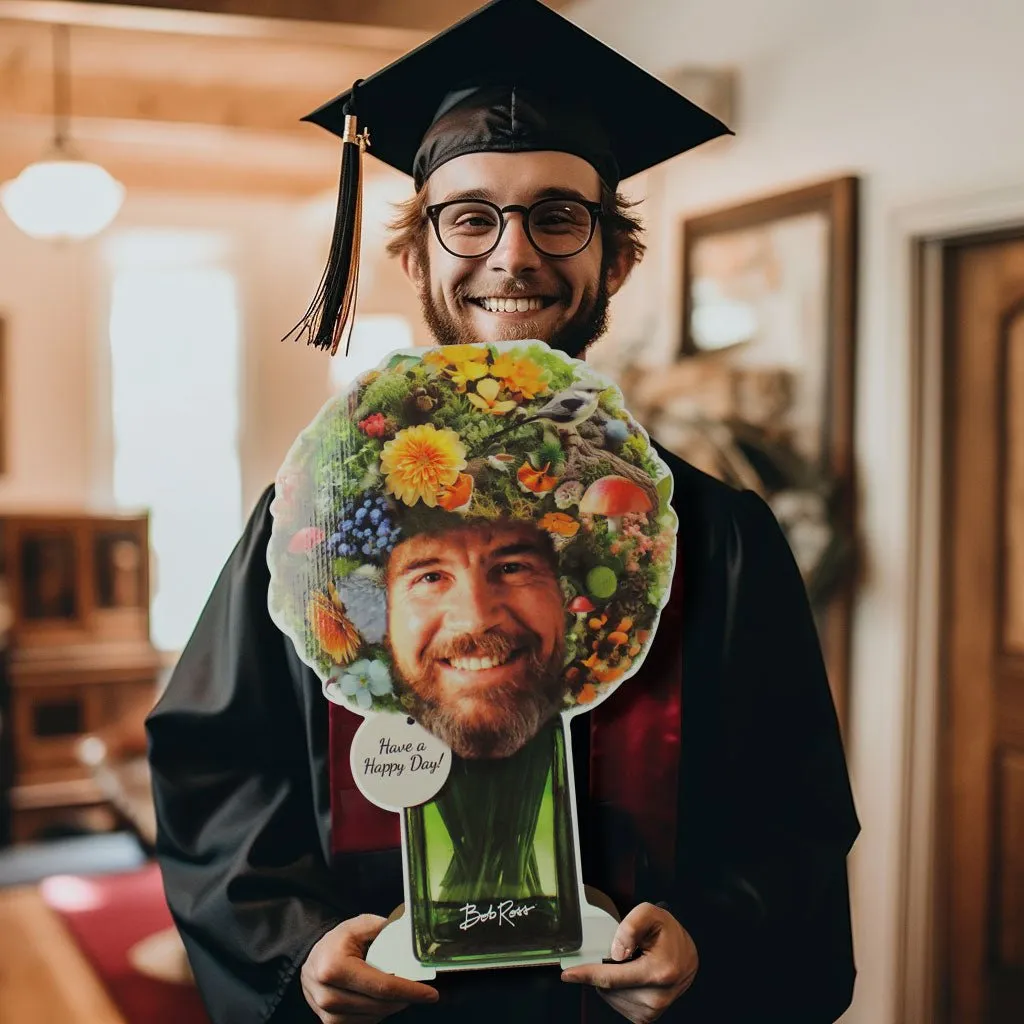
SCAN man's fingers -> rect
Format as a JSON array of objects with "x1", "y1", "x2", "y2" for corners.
[
  {"x1": 595, "y1": 989, "x2": 666, "y2": 1024},
  {"x1": 561, "y1": 955, "x2": 667, "y2": 990},
  {"x1": 338, "y1": 914, "x2": 390, "y2": 955},
  {"x1": 610, "y1": 903, "x2": 661, "y2": 960},
  {"x1": 341, "y1": 958, "x2": 439, "y2": 1004},
  {"x1": 305, "y1": 980, "x2": 409, "y2": 1018}
]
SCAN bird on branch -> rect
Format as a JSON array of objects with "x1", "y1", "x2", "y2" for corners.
[{"x1": 480, "y1": 383, "x2": 607, "y2": 448}]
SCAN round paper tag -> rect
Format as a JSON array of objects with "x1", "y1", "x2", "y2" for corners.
[{"x1": 349, "y1": 715, "x2": 452, "y2": 810}]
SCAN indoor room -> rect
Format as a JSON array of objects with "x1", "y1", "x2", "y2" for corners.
[{"x1": 0, "y1": 1, "x2": 1022, "y2": 1022}]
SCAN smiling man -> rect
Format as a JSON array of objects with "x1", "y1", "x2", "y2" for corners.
[
  {"x1": 388, "y1": 152, "x2": 638, "y2": 358},
  {"x1": 148, "y1": 2, "x2": 859, "y2": 1023},
  {"x1": 385, "y1": 521, "x2": 566, "y2": 760}
]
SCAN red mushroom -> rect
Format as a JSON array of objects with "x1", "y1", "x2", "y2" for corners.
[
  {"x1": 579, "y1": 476, "x2": 653, "y2": 533},
  {"x1": 568, "y1": 595, "x2": 595, "y2": 617}
]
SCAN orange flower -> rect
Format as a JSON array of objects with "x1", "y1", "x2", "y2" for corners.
[
  {"x1": 593, "y1": 663, "x2": 629, "y2": 685},
  {"x1": 538, "y1": 511, "x2": 579, "y2": 537},
  {"x1": 437, "y1": 471, "x2": 474, "y2": 512},
  {"x1": 467, "y1": 377, "x2": 518, "y2": 415},
  {"x1": 576, "y1": 683, "x2": 598, "y2": 704},
  {"x1": 490, "y1": 353, "x2": 550, "y2": 400},
  {"x1": 517, "y1": 460, "x2": 558, "y2": 493},
  {"x1": 307, "y1": 590, "x2": 361, "y2": 665}
]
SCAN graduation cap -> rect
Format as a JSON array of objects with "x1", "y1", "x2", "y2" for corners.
[{"x1": 286, "y1": 0, "x2": 732, "y2": 355}]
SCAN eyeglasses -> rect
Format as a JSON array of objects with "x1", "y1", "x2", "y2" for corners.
[{"x1": 425, "y1": 197, "x2": 604, "y2": 260}]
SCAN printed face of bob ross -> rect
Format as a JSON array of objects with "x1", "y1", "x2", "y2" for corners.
[{"x1": 385, "y1": 521, "x2": 567, "y2": 759}]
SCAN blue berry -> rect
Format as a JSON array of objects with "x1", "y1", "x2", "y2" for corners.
[
  {"x1": 354, "y1": 508, "x2": 367, "y2": 522},
  {"x1": 362, "y1": 543, "x2": 373, "y2": 555},
  {"x1": 338, "y1": 543, "x2": 351, "y2": 556},
  {"x1": 369, "y1": 509, "x2": 381, "y2": 524}
]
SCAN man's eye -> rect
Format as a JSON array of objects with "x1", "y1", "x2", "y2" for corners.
[
  {"x1": 499, "y1": 562, "x2": 527, "y2": 575},
  {"x1": 413, "y1": 571, "x2": 445, "y2": 585},
  {"x1": 453, "y1": 215, "x2": 497, "y2": 231},
  {"x1": 535, "y1": 212, "x2": 573, "y2": 226}
]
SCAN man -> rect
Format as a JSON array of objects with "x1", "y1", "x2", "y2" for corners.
[
  {"x1": 147, "y1": 2, "x2": 859, "y2": 1022},
  {"x1": 386, "y1": 520, "x2": 567, "y2": 761}
]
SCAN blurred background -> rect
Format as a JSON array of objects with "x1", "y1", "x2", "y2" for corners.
[{"x1": 0, "y1": 1, "x2": 1022, "y2": 1022}]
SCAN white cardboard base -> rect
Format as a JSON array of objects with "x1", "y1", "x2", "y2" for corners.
[{"x1": 366, "y1": 900, "x2": 620, "y2": 980}]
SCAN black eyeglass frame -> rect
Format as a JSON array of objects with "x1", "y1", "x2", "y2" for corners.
[{"x1": 424, "y1": 197, "x2": 605, "y2": 260}]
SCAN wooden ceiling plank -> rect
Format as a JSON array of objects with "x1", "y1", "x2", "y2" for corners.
[{"x1": 0, "y1": 1, "x2": 429, "y2": 47}]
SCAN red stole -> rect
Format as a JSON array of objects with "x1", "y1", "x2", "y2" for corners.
[
  {"x1": 328, "y1": 564, "x2": 684, "y2": 900},
  {"x1": 587, "y1": 562, "x2": 683, "y2": 900}
]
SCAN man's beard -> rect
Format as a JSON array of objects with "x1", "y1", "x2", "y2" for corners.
[
  {"x1": 419, "y1": 263, "x2": 611, "y2": 360},
  {"x1": 391, "y1": 630, "x2": 567, "y2": 759}
]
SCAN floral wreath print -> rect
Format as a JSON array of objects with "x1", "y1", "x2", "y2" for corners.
[{"x1": 267, "y1": 341, "x2": 678, "y2": 717}]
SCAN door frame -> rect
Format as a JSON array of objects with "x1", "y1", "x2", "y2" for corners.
[{"x1": 898, "y1": 185, "x2": 1024, "y2": 1024}]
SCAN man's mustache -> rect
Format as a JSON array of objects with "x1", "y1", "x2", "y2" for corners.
[
  {"x1": 427, "y1": 631, "x2": 535, "y2": 663},
  {"x1": 456, "y1": 277, "x2": 572, "y2": 303}
]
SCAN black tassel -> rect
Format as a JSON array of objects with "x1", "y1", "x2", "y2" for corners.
[{"x1": 283, "y1": 84, "x2": 369, "y2": 357}]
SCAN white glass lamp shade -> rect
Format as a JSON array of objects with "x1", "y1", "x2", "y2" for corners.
[{"x1": 1, "y1": 158, "x2": 125, "y2": 240}]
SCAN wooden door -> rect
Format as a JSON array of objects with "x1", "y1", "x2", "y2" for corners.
[{"x1": 945, "y1": 233, "x2": 1024, "y2": 1024}]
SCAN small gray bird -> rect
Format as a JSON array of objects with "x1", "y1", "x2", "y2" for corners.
[{"x1": 483, "y1": 383, "x2": 606, "y2": 445}]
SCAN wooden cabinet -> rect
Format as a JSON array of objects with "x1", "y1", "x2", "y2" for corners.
[{"x1": 0, "y1": 512, "x2": 162, "y2": 844}]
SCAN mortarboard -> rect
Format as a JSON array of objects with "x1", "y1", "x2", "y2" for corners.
[{"x1": 285, "y1": 0, "x2": 732, "y2": 356}]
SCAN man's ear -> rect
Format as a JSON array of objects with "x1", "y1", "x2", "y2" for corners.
[
  {"x1": 603, "y1": 245, "x2": 636, "y2": 298},
  {"x1": 401, "y1": 244, "x2": 428, "y2": 294}
]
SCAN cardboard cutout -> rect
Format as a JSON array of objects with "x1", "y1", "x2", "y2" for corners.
[{"x1": 268, "y1": 341, "x2": 677, "y2": 977}]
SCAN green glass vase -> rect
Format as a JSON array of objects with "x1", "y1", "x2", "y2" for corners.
[{"x1": 404, "y1": 718, "x2": 582, "y2": 965}]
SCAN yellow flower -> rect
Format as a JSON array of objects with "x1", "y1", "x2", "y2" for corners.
[
  {"x1": 380, "y1": 424, "x2": 467, "y2": 507},
  {"x1": 423, "y1": 345, "x2": 489, "y2": 369},
  {"x1": 467, "y1": 377, "x2": 518, "y2": 415},
  {"x1": 449, "y1": 359, "x2": 490, "y2": 392},
  {"x1": 490, "y1": 354, "x2": 550, "y2": 400}
]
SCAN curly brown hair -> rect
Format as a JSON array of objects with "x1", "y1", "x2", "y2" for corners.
[{"x1": 385, "y1": 182, "x2": 647, "y2": 275}]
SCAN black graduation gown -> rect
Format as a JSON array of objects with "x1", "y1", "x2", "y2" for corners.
[{"x1": 146, "y1": 446, "x2": 860, "y2": 1024}]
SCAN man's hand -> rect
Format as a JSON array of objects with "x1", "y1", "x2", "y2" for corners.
[
  {"x1": 560, "y1": 903, "x2": 698, "y2": 1024},
  {"x1": 300, "y1": 914, "x2": 439, "y2": 1023}
]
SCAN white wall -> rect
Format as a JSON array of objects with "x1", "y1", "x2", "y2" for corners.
[
  {"x1": 0, "y1": 217, "x2": 94, "y2": 507},
  {"x1": 571, "y1": 0, "x2": 1024, "y2": 1021},
  {"x1": 0, "y1": 165, "x2": 421, "y2": 519}
]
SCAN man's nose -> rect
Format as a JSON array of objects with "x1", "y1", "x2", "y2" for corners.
[
  {"x1": 442, "y1": 571, "x2": 505, "y2": 634},
  {"x1": 486, "y1": 212, "x2": 541, "y2": 277}
]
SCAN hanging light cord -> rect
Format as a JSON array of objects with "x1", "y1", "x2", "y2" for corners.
[{"x1": 53, "y1": 24, "x2": 71, "y2": 151}]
